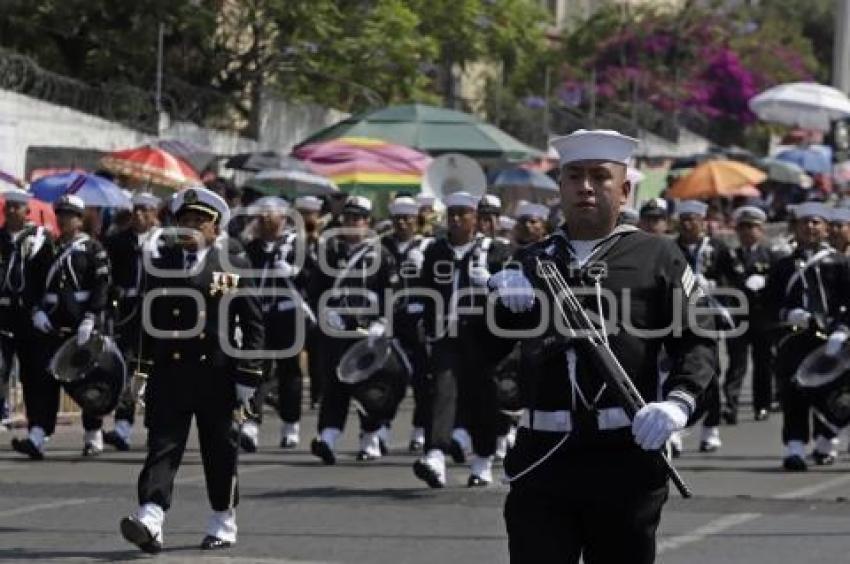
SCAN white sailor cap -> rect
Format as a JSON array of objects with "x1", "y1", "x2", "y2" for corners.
[
  {"x1": 131, "y1": 192, "x2": 161, "y2": 209},
  {"x1": 294, "y1": 195, "x2": 323, "y2": 212},
  {"x1": 342, "y1": 195, "x2": 372, "y2": 216},
  {"x1": 516, "y1": 200, "x2": 549, "y2": 220},
  {"x1": 171, "y1": 186, "x2": 230, "y2": 226},
  {"x1": 550, "y1": 129, "x2": 639, "y2": 167},
  {"x1": 677, "y1": 200, "x2": 708, "y2": 218},
  {"x1": 54, "y1": 194, "x2": 86, "y2": 215},
  {"x1": 2, "y1": 188, "x2": 31, "y2": 204},
  {"x1": 732, "y1": 205, "x2": 767, "y2": 225},
  {"x1": 830, "y1": 206, "x2": 850, "y2": 224},
  {"x1": 388, "y1": 196, "x2": 418, "y2": 216},
  {"x1": 792, "y1": 201, "x2": 829, "y2": 220},
  {"x1": 478, "y1": 194, "x2": 502, "y2": 214},
  {"x1": 253, "y1": 196, "x2": 289, "y2": 212},
  {"x1": 443, "y1": 191, "x2": 479, "y2": 210},
  {"x1": 498, "y1": 215, "x2": 516, "y2": 231},
  {"x1": 416, "y1": 194, "x2": 435, "y2": 208}
]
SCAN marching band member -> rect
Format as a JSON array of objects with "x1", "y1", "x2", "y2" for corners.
[
  {"x1": 12, "y1": 194, "x2": 111, "y2": 459},
  {"x1": 295, "y1": 195, "x2": 326, "y2": 409},
  {"x1": 491, "y1": 129, "x2": 715, "y2": 562},
  {"x1": 828, "y1": 206, "x2": 850, "y2": 256},
  {"x1": 102, "y1": 192, "x2": 161, "y2": 451},
  {"x1": 766, "y1": 202, "x2": 850, "y2": 471},
  {"x1": 477, "y1": 194, "x2": 502, "y2": 239},
  {"x1": 412, "y1": 191, "x2": 512, "y2": 488},
  {"x1": 637, "y1": 198, "x2": 670, "y2": 235},
  {"x1": 308, "y1": 195, "x2": 398, "y2": 464},
  {"x1": 119, "y1": 186, "x2": 264, "y2": 552}
]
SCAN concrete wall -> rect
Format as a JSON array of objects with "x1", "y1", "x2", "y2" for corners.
[{"x1": 258, "y1": 94, "x2": 348, "y2": 153}]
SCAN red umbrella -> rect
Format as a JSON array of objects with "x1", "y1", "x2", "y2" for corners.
[
  {"x1": 100, "y1": 146, "x2": 201, "y2": 189},
  {"x1": 0, "y1": 193, "x2": 58, "y2": 235}
]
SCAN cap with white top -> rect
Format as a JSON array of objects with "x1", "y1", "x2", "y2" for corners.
[
  {"x1": 388, "y1": 196, "x2": 418, "y2": 217},
  {"x1": 2, "y1": 188, "x2": 31, "y2": 204},
  {"x1": 342, "y1": 195, "x2": 372, "y2": 216},
  {"x1": 131, "y1": 192, "x2": 161, "y2": 209},
  {"x1": 792, "y1": 201, "x2": 829, "y2": 220},
  {"x1": 550, "y1": 129, "x2": 639, "y2": 167},
  {"x1": 516, "y1": 200, "x2": 549, "y2": 220},
  {"x1": 677, "y1": 200, "x2": 708, "y2": 218},
  {"x1": 294, "y1": 195, "x2": 323, "y2": 212},
  {"x1": 732, "y1": 205, "x2": 767, "y2": 225},
  {"x1": 443, "y1": 191, "x2": 479, "y2": 209},
  {"x1": 171, "y1": 186, "x2": 230, "y2": 226},
  {"x1": 830, "y1": 206, "x2": 850, "y2": 224},
  {"x1": 54, "y1": 194, "x2": 86, "y2": 215},
  {"x1": 478, "y1": 194, "x2": 502, "y2": 214}
]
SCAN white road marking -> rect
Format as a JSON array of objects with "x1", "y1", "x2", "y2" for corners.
[
  {"x1": 658, "y1": 512, "x2": 761, "y2": 554},
  {"x1": 0, "y1": 497, "x2": 102, "y2": 519},
  {"x1": 773, "y1": 473, "x2": 850, "y2": 500}
]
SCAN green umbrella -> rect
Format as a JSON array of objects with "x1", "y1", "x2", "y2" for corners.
[{"x1": 296, "y1": 103, "x2": 543, "y2": 161}]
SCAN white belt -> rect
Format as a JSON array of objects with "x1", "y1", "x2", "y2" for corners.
[
  {"x1": 518, "y1": 407, "x2": 631, "y2": 433},
  {"x1": 44, "y1": 291, "x2": 91, "y2": 304}
]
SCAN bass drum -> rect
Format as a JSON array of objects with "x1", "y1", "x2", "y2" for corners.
[
  {"x1": 49, "y1": 333, "x2": 127, "y2": 417},
  {"x1": 492, "y1": 342, "x2": 522, "y2": 416},
  {"x1": 793, "y1": 343, "x2": 850, "y2": 428},
  {"x1": 337, "y1": 337, "x2": 411, "y2": 421}
]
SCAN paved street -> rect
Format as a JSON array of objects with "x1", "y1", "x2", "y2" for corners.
[{"x1": 1, "y1": 398, "x2": 850, "y2": 563}]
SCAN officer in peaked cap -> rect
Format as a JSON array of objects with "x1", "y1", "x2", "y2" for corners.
[
  {"x1": 119, "y1": 186, "x2": 264, "y2": 553},
  {"x1": 638, "y1": 198, "x2": 669, "y2": 235}
]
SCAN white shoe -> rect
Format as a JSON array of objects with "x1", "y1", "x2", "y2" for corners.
[
  {"x1": 280, "y1": 422, "x2": 300, "y2": 448},
  {"x1": 494, "y1": 435, "x2": 509, "y2": 461},
  {"x1": 414, "y1": 449, "x2": 446, "y2": 488},
  {"x1": 699, "y1": 426, "x2": 721, "y2": 452},
  {"x1": 205, "y1": 509, "x2": 237, "y2": 544},
  {"x1": 357, "y1": 431, "x2": 382, "y2": 461},
  {"x1": 468, "y1": 455, "x2": 493, "y2": 487}
]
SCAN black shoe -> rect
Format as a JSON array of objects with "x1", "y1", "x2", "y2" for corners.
[
  {"x1": 413, "y1": 459, "x2": 445, "y2": 488},
  {"x1": 754, "y1": 409, "x2": 769, "y2": 422},
  {"x1": 356, "y1": 450, "x2": 379, "y2": 462},
  {"x1": 310, "y1": 438, "x2": 336, "y2": 465},
  {"x1": 669, "y1": 443, "x2": 682, "y2": 459},
  {"x1": 200, "y1": 534, "x2": 232, "y2": 550},
  {"x1": 448, "y1": 438, "x2": 466, "y2": 464},
  {"x1": 699, "y1": 441, "x2": 720, "y2": 453},
  {"x1": 813, "y1": 451, "x2": 837, "y2": 466},
  {"x1": 379, "y1": 437, "x2": 389, "y2": 456},
  {"x1": 82, "y1": 443, "x2": 103, "y2": 457},
  {"x1": 239, "y1": 433, "x2": 257, "y2": 453},
  {"x1": 721, "y1": 408, "x2": 738, "y2": 425},
  {"x1": 11, "y1": 437, "x2": 44, "y2": 460},
  {"x1": 783, "y1": 455, "x2": 808, "y2": 472},
  {"x1": 103, "y1": 430, "x2": 130, "y2": 451},
  {"x1": 467, "y1": 475, "x2": 490, "y2": 488},
  {"x1": 120, "y1": 516, "x2": 162, "y2": 554},
  {"x1": 279, "y1": 436, "x2": 298, "y2": 449}
]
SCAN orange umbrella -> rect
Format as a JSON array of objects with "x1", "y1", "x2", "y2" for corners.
[
  {"x1": 667, "y1": 160, "x2": 767, "y2": 199},
  {"x1": 0, "y1": 194, "x2": 58, "y2": 235},
  {"x1": 100, "y1": 146, "x2": 201, "y2": 189}
]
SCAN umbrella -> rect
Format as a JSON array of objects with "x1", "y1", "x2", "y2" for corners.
[
  {"x1": 775, "y1": 147, "x2": 832, "y2": 175},
  {"x1": 30, "y1": 172, "x2": 131, "y2": 208},
  {"x1": 154, "y1": 139, "x2": 216, "y2": 172},
  {"x1": 246, "y1": 169, "x2": 339, "y2": 197},
  {"x1": 758, "y1": 158, "x2": 813, "y2": 186},
  {"x1": 667, "y1": 160, "x2": 767, "y2": 199},
  {"x1": 492, "y1": 168, "x2": 558, "y2": 192},
  {"x1": 749, "y1": 82, "x2": 850, "y2": 131},
  {"x1": 101, "y1": 146, "x2": 201, "y2": 189},
  {"x1": 0, "y1": 190, "x2": 58, "y2": 235},
  {"x1": 225, "y1": 151, "x2": 310, "y2": 172},
  {"x1": 295, "y1": 103, "x2": 543, "y2": 161},
  {"x1": 0, "y1": 170, "x2": 23, "y2": 188}
]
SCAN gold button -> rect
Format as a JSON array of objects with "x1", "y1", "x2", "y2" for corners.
[
  {"x1": 172, "y1": 308, "x2": 180, "y2": 316},
  {"x1": 172, "y1": 352, "x2": 181, "y2": 360}
]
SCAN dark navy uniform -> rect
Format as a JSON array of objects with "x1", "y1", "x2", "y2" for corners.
[
  {"x1": 501, "y1": 227, "x2": 716, "y2": 563},
  {"x1": 136, "y1": 243, "x2": 264, "y2": 513}
]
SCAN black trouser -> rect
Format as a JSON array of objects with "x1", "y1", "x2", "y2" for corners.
[
  {"x1": 701, "y1": 343, "x2": 722, "y2": 428},
  {"x1": 776, "y1": 332, "x2": 836, "y2": 444},
  {"x1": 724, "y1": 323, "x2": 774, "y2": 414},
  {"x1": 138, "y1": 364, "x2": 238, "y2": 512},
  {"x1": 305, "y1": 327, "x2": 325, "y2": 406},
  {"x1": 22, "y1": 332, "x2": 102, "y2": 435},
  {"x1": 0, "y1": 331, "x2": 14, "y2": 415},
  {"x1": 112, "y1": 323, "x2": 141, "y2": 424},
  {"x1": 250, "y1": 356, "x2": 302, "y2": 425},
  {"x1": 317, "y1": 337, "x2": 381, "y2": 434},
  {"x1": 424, "y1": 335, "x2": 499, "y2": 457}
]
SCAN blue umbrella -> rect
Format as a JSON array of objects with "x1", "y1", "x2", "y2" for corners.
[
  {"x1": 491, "y1": 168, "x2": 558, "y2": 191},
  {"x1": 775, "y1": 147, "x2": 832, "y2": 175},
  {"x1": 31, "y1": 172, "x2": 131, "y2": 208}
]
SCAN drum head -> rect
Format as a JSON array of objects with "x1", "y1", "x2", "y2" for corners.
[
  {"x1": 50, "y1": 336, "x2": 108, "y2": 383},
  {"x1": 794, "y1": 344, "x2": 850, "y2": 389},
  {"x1": 337, "y1": 338, "x2": 392, "y2": 385}
]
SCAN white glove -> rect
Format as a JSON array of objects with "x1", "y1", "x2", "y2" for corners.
[
  {"x1": 825, "y1": 331, "x2": 849, "y2": 357},
  {"x1": 632, "y1": 401, "x2": 689, "y2": 451},
  {"x1": 367, "y1": 320, "x2": 385, "y2": 346},
  {"x1": 324, "y1": 310, "x2": 346, "y2": 331},
  {"x1": 273, "y1": 258, "x2": 296, "y2": 278},
  {"x1": 77, "y1": 317, "x2": 95, "y2": 346},
  {"x1": 469, "y1": 264, "x2": 491, "y2": 286},
  {"x1": 489, "y1": 269, "x2": 535, "y2": 313},
  {"x1": 695, "y1": 274, "x2": 716, "y2": 291},
  {"x1": 32, "y1": 310, "x2": 53, "y2": 334},
  {"x1": 744, "y1": 274, "x2": 766, "y2": 292},
  {"x1": 787, "y1": 308, "x2": 811, "y2": 327},
  {"x1": 235, "y1": 383, "x2": 255, "y2": 410}
]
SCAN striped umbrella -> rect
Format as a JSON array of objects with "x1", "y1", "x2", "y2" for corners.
[
  {"x1": 101, "y1": 146, "x2": 201, "y2": 189},
  {"x1": 293, "y1": 137, "x2": 432, "y2": 194}
]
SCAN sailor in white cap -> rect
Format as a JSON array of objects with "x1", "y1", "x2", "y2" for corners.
[
  {"x1": 102, "y1": 191, "x2": 163, "y2": 452},
  {"x1": 768, "y1": 200, "x2": 849, "y2": 472},
  {"x1": 673, "y1": 198, "x2": 728, "y2": 453},
  {"x1": 514, "y1": 200, "x2": 550, "y2": 246},
  {"x1": 0, "y1": 188, "x2": 53, "y2": 429},
  {"x1": 412, "y1": 190, "x2": 513, "y2": 489},
  {"x1": 120, "y1": 185, "x2": 265, "y2": 553},
  {"x1": 477, "y1": 194, "x2": 502, "y2": 238},
  {"x1": 720, "y1": 205, "x2": 777, "y2": 426},
  {"x1": 11, "y1": 194, "x2": 111, "y2": 461},
  {"x1": 309, "y1": 192, "x2": 400, "y2": 464},
  {"x1": 497, "y1": 215, "x2": 517, "y2": 244},
  {"x1": 828, "y1": 206, "x2": 850, "y2": 256},
  {"x1": 416, "y1": 193, "x2": 440, "y2": 237},
  {"x1": 491, "y1": 129, "x2": 716, "y2": 562}
]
